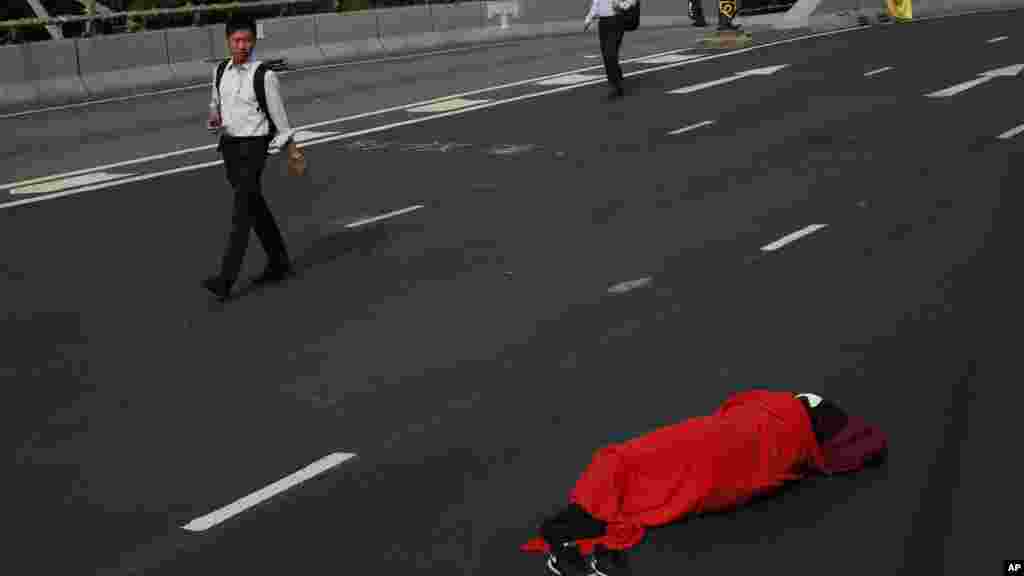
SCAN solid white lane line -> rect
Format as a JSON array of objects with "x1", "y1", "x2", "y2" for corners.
[
  {"x1": 0, "y1": 48, "x2": 693, "y2": 192},
  {"x1": 760, "y1": 224, "x2": 828, "y2": 252},
  {"x1": 997, "y1": 123, "x2": 1024, "y2": 140},
  {"x1": 11, "y1": 172, "x2": 134, "y2": 195},
  {"x1": 634, "y1": 53, "x2": 703, "y2": 65},
  {"x1": 668, "y1": 120, "x2": 714, "y2": 135},
  {"x1": 182, "y1": 452, "x2": 356, "y2": 533},
  {"x1": 987, "y1": 36, "x2": 1008, "y2": 43},
  {"x1": 864, "y1": 66, "x2": 893, "y2": 77},
  {"x1": 0, "y1": 147, "x2": 217, "y2": 191},
  {"x1": 293, "y1": 130, "x2": 340, "y2": 143},
  {"x1": 343, "y1": 205, "x2": 425, "y2": 228},
  {"x1": 407, "y1": 98, "x2": 493, "y2": 113},
  {"x1": 0, "y1": 161, "x2": 224, "y2": 210},
  {"x1": 1, "y1": 26, "x2": 872, "y2": 211},
  {"x1": 535, "y1": 73, "x2": 606, "y2": 85}
]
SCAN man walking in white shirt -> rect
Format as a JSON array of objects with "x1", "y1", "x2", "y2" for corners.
[
  {"x1": 585, "y1": 0, "x2": 636, "y2": 100},
  {"x1": 204, "y1": 15, "x2": 296, "y2": 302}
]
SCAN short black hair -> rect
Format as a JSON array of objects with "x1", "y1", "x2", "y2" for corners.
[{"x1": 225, "y1": 15, "x2": 257, "y2": 37}]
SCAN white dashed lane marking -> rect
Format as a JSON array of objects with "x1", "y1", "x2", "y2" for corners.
[
  {"x1": 761, "y1": 224, "x2": 828, "y2": 252},
  {"x1": 997, "y1": 123, "x2": 1024, "y2": 140},
  {"x1": 608, "y1": 277, "x2": 652, "y2": 294},
  {"x1": 864, "y1": 66, "x2": 893, "y2": 77},
  {"x1": 182, "y1": 452, "x2": 357, "y2": 533},
  {"x1": 340, "y1": 204, "x2": 425, "y2": 228},
  {"x1": 668, "y1": 120, "x2": 715, "y2": 135}
]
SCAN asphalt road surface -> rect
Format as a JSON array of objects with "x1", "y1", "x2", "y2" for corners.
[{"x1": 5, "y1": 11, "x2": 1022, "y2": 576}]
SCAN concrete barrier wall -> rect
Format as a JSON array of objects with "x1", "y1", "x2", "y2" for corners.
[
  {"x1": 377, "y1": 4, "x2": 441, "y2": 53},
  {"x1": 256, "y1": 15, "x2": 325, "y2": 67},
  {"x1": 316, "y1": 12, "x2": 382, "y2": 62},
  {"x1": 167, "y1": 26, "x2": 217, "y2": 85},
  {"x1": 432, "y1": 2, "x2": 487, "y2": 32},
  {"x1": 76, "y1": 30, "x2": 175, "y2": 97},
  {"x1": 0, "y1": 45, "x2": 38, "y2": 109},
  {"x1": 433, "y1": 2, "x2": 506, "y2": 47},
  {"x1": 25, "y1": 39, "x2": 88, "y2": 106}
]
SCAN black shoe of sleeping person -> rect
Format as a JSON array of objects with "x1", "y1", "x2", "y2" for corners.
[
  {"x1": 201, "y1": 276, "x2": 232, "y2": 302},
  {"x1": 546, "y1": 542, "x2": 590, "y2": 576},
  {"x1": 590, "y1": 545, "x2": 632, "y2": 576}
]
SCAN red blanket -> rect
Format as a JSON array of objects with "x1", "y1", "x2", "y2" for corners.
[{"x1": 522, "y1": 390, "x2": 884, "y2": 555}]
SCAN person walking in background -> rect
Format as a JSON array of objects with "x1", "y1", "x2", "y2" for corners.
[
  {"x1": 204, "y1": 15, "x2": 296, "y2": 302},
  {"x1": 689, "y1": 0, "x2": 708, "y2": 27},
  {"x1": 584, "y1": 0, "x2": 637, "y2": 100}
]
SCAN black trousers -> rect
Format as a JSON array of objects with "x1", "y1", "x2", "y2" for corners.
[
  {"x1": 598, "y1": 15, "x2": 625, "y2": 91},
  {"x1": 217, "y1": 135, "x2": 290, "y2": 287},
  {"x1": 690, "y1": 0, "x2": 705, "y2": 21}
]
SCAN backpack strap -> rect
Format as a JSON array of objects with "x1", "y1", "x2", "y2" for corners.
[
  {"x1": 215, "y1": 58, "x2": 229, "y2": 109},
  {"x1": 254, "y1": 62, "x2": 277, "y2": 139}
]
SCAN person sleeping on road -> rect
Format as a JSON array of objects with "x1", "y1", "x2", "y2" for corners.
[{"x1": 521, "y1": 389, "x2": 889, "y2": 576}]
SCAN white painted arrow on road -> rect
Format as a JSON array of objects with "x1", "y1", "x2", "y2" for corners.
[
  {"x1": 925, "y1": 64, "x2": 1023, "y2": 97},
  {"x1": 668, "y1": 65, "x2": 790, "y2": 95}
]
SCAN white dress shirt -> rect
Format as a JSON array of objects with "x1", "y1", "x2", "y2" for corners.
[
  {"x1": 585, "y1": 0, "x2": 637, "y2": 25},
  {"x1": 209, "y1": 54, "x2": 295, "y2": 152}
]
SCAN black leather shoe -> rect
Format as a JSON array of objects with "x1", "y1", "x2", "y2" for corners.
[
  {"x1": 545, "y1": 542, "x2": 589, "y2": 576},
  {"x1": 201, "y1": 276, "x2": 231, "y2": 302},
  {"x1": 590, "y1": 544, "x2": 632, "y2": 576}
]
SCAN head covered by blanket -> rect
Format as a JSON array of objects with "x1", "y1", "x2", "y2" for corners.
[{"x1": 795, "y1": 392, "x2": 888, "y2": 474}]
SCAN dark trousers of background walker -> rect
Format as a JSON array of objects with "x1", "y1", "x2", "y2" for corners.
[
  {"x1": 216, "y1": 135, "x2": 290, "y2": 288},
  {"x1": 598, "y1": 15, "x2": 625, "y2": 93}
]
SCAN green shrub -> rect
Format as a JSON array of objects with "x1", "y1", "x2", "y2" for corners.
[{"x1": 336, "y1": 0, "x2": 371, "y2": 13}]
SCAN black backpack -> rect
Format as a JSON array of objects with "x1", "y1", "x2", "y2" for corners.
[
  {"x1": 215, "y1": 58, "x2": 276, "y2": 139},
  {"x1": 622, "y1": 0, "x2": 640, "y2": 31}
]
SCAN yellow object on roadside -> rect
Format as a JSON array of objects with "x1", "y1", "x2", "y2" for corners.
[{"x1": 886, "y1": 0, "x2": 912, "y2": 21}]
